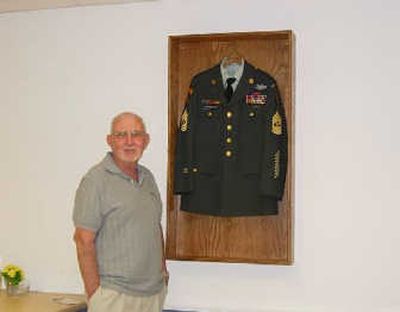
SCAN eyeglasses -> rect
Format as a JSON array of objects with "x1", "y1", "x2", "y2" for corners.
[{"x1": 111, "y1": 131, "x2": 148, "y2": 140}]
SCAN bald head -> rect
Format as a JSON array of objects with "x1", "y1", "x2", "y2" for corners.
[{"x1": 110, "y1": 112, "x2": 147, "y2": 134}]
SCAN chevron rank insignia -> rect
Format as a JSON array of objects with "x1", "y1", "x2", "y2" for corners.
[
  {"x1": 272, "y1": 111, "x2": 282, "y2": 135},
  {"x1": 180, "y1": 108, "x2": 189, "y2": 132}
]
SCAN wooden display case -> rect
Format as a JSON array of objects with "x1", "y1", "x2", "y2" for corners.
[{"x1": 166, "y1": 30, "x2": 294, "y2": 264}]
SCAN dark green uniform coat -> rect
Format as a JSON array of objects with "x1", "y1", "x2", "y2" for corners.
[{"x1": 174, "y1": 61, "x2": 287, "y2": 216}]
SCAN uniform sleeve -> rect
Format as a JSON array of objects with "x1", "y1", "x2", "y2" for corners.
[
  {"x1": 260, "y1": 82, "x2": 288, "y2": 200},
  {"x1": 174, "y1": 81, "x2": 197, "y2": 194},
  {"x1": 73, "y1": 175, "x2": 102, "y2": 231}
]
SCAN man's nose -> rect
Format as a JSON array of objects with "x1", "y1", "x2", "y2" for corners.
[{"x1": 125, "y1": 134, "x2": 134, "y2": 145}]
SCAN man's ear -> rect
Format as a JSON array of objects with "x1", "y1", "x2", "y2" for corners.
[
  {"x1": 106, "y1": 134, "x2": 113, "y2": 147},
  {"x1": 144, "y1": 134, "x2": 150, "y2": 149}
]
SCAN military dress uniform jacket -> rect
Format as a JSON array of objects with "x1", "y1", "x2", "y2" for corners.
[{"x1": 174, "y1": 61, "x2": 288, "y2": 216}]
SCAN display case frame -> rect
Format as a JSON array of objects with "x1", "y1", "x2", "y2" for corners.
[{"x1": 166, "y1": 30, "x2": 294, "y2": 264}]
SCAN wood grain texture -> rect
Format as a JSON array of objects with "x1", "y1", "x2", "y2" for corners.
[
  {"x1": 0, "y1": 290, "x2": 86, "y2": 312},
  {"x1": 167, "y1": 31, "x2": 294, "y2": 265}
]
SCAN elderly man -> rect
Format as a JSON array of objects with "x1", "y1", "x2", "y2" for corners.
[{"x1": 73, "y1": 112, "x2": 168, "y2": 312}]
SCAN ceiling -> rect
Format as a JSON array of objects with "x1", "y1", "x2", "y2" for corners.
[{"x1": 0, "y1": 0, "x2": 154, "y2": 13}]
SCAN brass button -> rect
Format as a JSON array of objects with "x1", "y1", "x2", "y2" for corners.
[
  {"x1": 192, "y1": 167, "x2": 198, "y2": 173},
  {"x1": 226, "y1": 124, "x2": 233, "y2": 131},
  {"x1": 182, "y1": 167, "x2": 189, "y2": 174},
  {"x1": 226, "y1": 111, "x2": 233, "y2": 118},
  {"x1": 206, "y1": 111, "x2": 213, "y2": 117},
  {"x1": 249, "y1": 78, "x2": 254, "y2": 84},
  {"x1": 211, "y1": 79, "x2": 217, "y2": 85},
  {"x1": 226, "y1": 137, "x2": 232, "y2": 144},
  {"x1": 225, "y1": 150, "x2": 232, "y2": 157},
  {"x1": 249, "y1": 111, "x2": 256, "y2": 117}
]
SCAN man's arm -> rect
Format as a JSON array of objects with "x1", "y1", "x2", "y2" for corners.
[{"x1": 74, "y1": 227, "x2": 100, "y2": 298}]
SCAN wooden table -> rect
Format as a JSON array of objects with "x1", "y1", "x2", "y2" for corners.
[{"x1": 0, "y1": 290, "x2": 87, "y2": 312}]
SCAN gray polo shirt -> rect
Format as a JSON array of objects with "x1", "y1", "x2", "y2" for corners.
[{"x1": 73, "y1": 153, "x2": 163, "y2": 296}]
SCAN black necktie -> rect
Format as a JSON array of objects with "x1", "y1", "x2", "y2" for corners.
[{"x1": 225, "y1": 77, "x2": 236, "y2": 102}]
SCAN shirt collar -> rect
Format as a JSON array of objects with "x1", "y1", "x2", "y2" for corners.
[
  {"x1": 102, "y1": 152, "x2": 146, "y2": 185},
  {"x1": 220, "y1": 58, "x2": 244, "y2": 89}
]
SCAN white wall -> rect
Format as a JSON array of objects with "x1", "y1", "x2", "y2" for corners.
[
  {"x1": 0, "y1": 0, "x2": 154, "y2": 14},
  {"x1": 0, "y1": 1, "x2": 399, "y2": 311}
]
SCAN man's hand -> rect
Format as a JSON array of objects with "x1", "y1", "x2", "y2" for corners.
[{"x1": 163, "y1": 270, "x2": 170, "y2": 286}]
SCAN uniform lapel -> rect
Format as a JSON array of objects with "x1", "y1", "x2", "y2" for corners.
[{"x1": 210, "y1": 64, "x2": 226, "y2": 102}]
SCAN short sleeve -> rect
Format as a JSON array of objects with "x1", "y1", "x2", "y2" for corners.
[{"x1": 72, "y1": 175, "x2": 102, "y2": 232}]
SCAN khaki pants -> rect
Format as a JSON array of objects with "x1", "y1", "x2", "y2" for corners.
[{"x1": 88, "y1": 286, "x2": 167, "y2": 312}]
